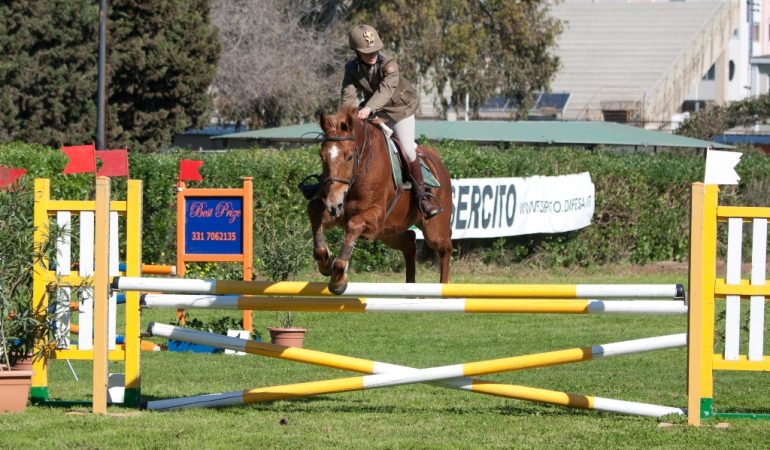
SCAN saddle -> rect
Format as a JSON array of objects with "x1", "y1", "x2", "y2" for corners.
[
  {"x1": 375, "y1": 122, "x2": 440, "y2": 190},
  {"x1": 296, "y1": 121, "x2": 441, "y2": 201}
]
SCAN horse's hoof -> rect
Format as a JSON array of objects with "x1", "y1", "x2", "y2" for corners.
[
  {"x1": 314, "y1": 247, "x2": 333, "y2": 276},
  {"x1": 328, "y1": 279, "x2": 348, "y2": 295},
  {"x1": 317, "y1": 260, "x2": 333, "y2": 276}
]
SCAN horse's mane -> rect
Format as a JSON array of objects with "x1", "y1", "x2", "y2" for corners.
[{"x1": 320, "y1": 105, "x2": 365, "y2": 138}]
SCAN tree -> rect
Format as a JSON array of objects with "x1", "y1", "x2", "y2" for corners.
[
  {"x1": 676, "y1": 94, "x2": 770, "y2": 140},
  {"x1": 349, "y1": 0, "x2": 562, "y2": 117},
  {"x1": 0, "y1": 0, "x2": 220, "y2": 152},
  {"x1": 210, "y1": 0, "x2": 343, "y2": 128},
  {"x1": 0, "y1": 0, "x2": 99, "y2": 145},
  {"x1": 107, "y1": 0, "x2": 220, "y2": 152}
]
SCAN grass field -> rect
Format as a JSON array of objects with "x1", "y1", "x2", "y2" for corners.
[{"x1": 3, "y1": 260, "x2": 770, "y2": 449}]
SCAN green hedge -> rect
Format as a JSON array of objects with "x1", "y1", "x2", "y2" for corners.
[{"x1": 2, "y1": 142, "x2": 768, "y2": 276}]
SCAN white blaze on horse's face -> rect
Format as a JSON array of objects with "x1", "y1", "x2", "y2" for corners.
[
  {"x1": 328, "y1": 144, "x2": 340, "y2": 161},
  {"x1": 320, "y1": 140, "x2": 356, "y2": 218}
]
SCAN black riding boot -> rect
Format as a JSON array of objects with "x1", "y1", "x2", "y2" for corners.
[{"x1": 408, "y1": 159, "x2": 441, "y2": 219}]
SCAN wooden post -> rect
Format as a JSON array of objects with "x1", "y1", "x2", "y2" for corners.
[
  {"x1": 92, "y1": 177, "x2": 110, "y2": 413},
  {"x1": 123, "y1": 179, "x2": 143, "y2": 406},
  {"x1": 687, "y1": 183, "x2": 718, "y2": 426},
  {"x1": 241, "y1": 177, "x2": 254, "y2": 332}
]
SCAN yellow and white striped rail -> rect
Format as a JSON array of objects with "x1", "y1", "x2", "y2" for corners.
[
  {"x1": 115, "y1": 276, "x2": 684, "y2": 299},
  {"x1": 147, "y1": 323, "x2": 685, "y2": 416},
  {"x1": 141, "y1": 294, "x2": 687, "y2": 315}
]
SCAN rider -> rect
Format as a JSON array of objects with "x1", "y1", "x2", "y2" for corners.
[{"x1": 341, "y1": 24, "x2": 441, "y2": 219}]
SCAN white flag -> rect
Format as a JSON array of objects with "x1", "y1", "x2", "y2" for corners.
[{"x1": 704, "y1": 149, "x2": 742, "y2": 185}]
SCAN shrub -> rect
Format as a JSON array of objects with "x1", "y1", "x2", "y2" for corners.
[{"x1": 2, "y1": 141, "x2": 769, "y2": 272}]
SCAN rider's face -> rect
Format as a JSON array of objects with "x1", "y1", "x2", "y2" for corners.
[{"x1": 356, "y1": 51, "x2": 378, "y2": 66}]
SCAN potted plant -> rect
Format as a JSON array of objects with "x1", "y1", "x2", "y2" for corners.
[
  {"x1": 1, "y1": 296, "x2": 45, "y2": 370},
  {"x1": 0, "y1": 182, "x2": 51, "y2": 412},
  {"x1": 0, "y1": 291, "x2": 55, "y2": 413},
  {"x1": 267, "y1": 311, "x2": 306, "y2": 347},
  {"x1": 256, "y1": 212, "x2": 310, "y2": 347}
]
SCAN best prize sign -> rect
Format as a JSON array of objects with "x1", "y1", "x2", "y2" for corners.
[
  {"x1": 175, "y1": 178, "x2": 253, "y2": 265},
  {"x1": 184, "y1": 197, "x2": 243, "y2": 254},
  {"x1": 175, "y1": 177, "x2": 254, "y2": 330}
]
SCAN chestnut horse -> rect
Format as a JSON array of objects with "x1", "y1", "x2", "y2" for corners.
[{"x1": 307, "y1": 105, "x2": 452, "y2": 294}]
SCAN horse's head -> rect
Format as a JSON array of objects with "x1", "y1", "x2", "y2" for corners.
[{"x1": 318, "y1": 106, "x2": 361, "y2": 218}]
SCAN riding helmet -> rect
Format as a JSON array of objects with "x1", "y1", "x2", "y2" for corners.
[{"x1": 348, "y1": 25, "x2": 383, "y2": 54}]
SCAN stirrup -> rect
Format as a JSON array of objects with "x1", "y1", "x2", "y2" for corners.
[{"x1": 418, "y1": 192, "x2": 442, "y2": 218}]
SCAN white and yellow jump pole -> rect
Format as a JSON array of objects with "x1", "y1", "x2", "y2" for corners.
[
  {"x1": 146, "y1": 322, "x2": 685, "y2": 416},
  {"x1": 115, "y1": 276, "x2": 683, "y2": 299},
  {"x1": 141, "y1": 294, "x2": 687, "y2": 315}
]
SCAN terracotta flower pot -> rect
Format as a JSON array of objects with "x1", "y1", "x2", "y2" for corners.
[
  {"x1": 0, "y1": 369, "x2": 33, "y2": 413},
  {"x1": 268, "y1": 327, "x2": 307, "y2": 348},
  {"x1": 11, "y1": 355, "x2": 34, "y2": 374}
]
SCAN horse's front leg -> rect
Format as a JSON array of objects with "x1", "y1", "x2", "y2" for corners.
[
  {"x1": 307, "y1": 198, "x2": 333, "y2": 276},
  {"x1": 329, "y1": 213, "x2": 377, "y2": 295}
]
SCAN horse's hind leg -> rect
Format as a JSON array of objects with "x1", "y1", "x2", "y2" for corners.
[
  {"x1": 307, "y1": 198, "x2": 333, "y2": 276},
  {"x1": 423, "y1": 233, "x2": 452, "y2": 283},
  {"x1": 437, "y1": 243, "x2": 451, "y2": 283},
  {"x1": 380, "y1": 230, "x2": 417, "y2": 283}
]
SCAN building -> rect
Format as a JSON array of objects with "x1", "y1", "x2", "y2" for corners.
[{"x1": 424, "y1": 0, "x2": 770, "y2": 131}]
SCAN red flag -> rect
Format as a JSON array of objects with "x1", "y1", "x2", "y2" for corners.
[
  {"x1": 0, "y1": 166, "x2": 27, "y2": 188},
  {"x1": 179, "y1": 159, "x2": 204, "y2": 182},
  {"x1": 96, "y1": 149, "x2": 129, "y2": 177},
  {"x1": 61, "y1": 144, "x2": 96, "y2": 174}
]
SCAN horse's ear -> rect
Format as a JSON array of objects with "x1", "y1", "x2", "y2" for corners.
[
  {"x1": 342, "y1": 111, "x2": 356, "y2": 133},
  {"x1": 320, "y1": 113, "x2": 335, "y2": 133}
]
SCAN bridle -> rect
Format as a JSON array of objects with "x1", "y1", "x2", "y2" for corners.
[
  {"x1": 319, "y1": 117, "x2": 402, "y2": 221},
  {"x1": 321, "y1": 121, "x2": 372, "y2": 187}
]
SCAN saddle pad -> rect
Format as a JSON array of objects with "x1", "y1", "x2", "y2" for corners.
[{"x1": 386, "y1": 135, "x2": 440, "y2": 189}]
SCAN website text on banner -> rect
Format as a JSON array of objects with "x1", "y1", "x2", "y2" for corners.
[{"x1": 418, "y1": 172, "x2": 594, "y2": 239}]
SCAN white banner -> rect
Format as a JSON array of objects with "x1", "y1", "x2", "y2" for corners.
[{"x1": 418, "y1": 172, "x2": 595, "y2": 239}]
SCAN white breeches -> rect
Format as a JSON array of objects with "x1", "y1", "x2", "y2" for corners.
[{"x1": 387, "y1": 115, "x2": 417, "y2": 162}]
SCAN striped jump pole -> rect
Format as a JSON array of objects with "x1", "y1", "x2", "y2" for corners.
[
  {"x1": 141, "y1": 294, "x2": 688, "y2": 315},
  {"x1": 146, "y1": 323, "x2": 685, "y2": 416},
  {"x1": 115, "y1": 276, "x2": 684, "y2": 299}
]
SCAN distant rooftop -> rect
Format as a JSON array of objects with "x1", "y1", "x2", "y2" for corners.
[
  {"x1": 183, "y1": 125, "x2": 249, "y2": 135},
  {"x1": 215, "y1": 120, "x2": 732, "y2": 149}
]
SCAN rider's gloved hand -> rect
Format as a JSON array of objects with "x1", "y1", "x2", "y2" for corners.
[{"x1": 357, "y1": 106, "x2": 372, "y2": 120}]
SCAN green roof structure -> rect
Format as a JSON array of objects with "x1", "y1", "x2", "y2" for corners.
[{"x1": 214, "y1": 120, "x2": 732, "y2": 149}]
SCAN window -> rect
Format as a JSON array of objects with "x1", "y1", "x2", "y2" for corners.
[
  {"x1": 702, "y1": 64, "x2": 716, "y2": 81},
  {"x1": 729, "y1": 60, "x2": 735, "y2": 81}
]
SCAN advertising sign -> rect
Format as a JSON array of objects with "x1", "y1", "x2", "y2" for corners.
[
  {"x1": 417, "y1": 172, "x2": 595, "y2": 239},
  {"x1": 183, "y1": 197, "x2": 244, "y2": 254}
]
